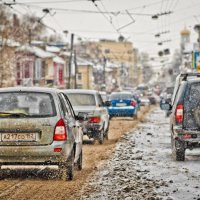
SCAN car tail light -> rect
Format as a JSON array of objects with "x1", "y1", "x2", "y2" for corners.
[
  {"x1": 53, "y1": 119, "x2": 67, "y2": 141},
  {"x1": 182, "y1": 134, "x2": 191, "y2": 139},
  {"x1": 131, "y1": 100, "x2": 136, "y2": 107},
  {"x1": 175, "y1": 104, "x2": 184, "y2": 123},
  {"x1": 89, "y1": 116, "x2": 101, "y2": 123}
]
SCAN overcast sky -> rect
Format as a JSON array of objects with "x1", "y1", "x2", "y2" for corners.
[{"x1": 11, "y1": 0, "x2": 200, "y2": 56}]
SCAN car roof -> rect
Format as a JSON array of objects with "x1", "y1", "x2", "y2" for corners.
[
  {"x1": 63, "y1": 89, "x2": 98, "y2": 95},
  {"x1": 186, "y1": 79, "x2": 200, "y2": 84},
  {"x1": 0, "y1": 87, "x2": 60, "y2": 94}
]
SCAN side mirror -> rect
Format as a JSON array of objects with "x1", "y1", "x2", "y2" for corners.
[
  {"x1": 160, "y1": 102, "x2": 172, "y2": 110},
  {"x1": 104, "y1": 100, "x2": 111, "y2": 107},
  {"x1": 76, "y1": 112, "x2": 88, "y2": 121}
]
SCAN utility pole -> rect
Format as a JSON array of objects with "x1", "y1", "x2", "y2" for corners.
[
  {"x1": 28, "y1": 28, "x2": 31, "y2": 45},
  {"x1": 74, "y1": 49, "x2": 77, "y2": 89},
  {"x1": 68, "y1": 33, "x2": 74, "y2": 89},
  {"x1": 103, "y1": 56, "x2": 106, "y2": 86}
]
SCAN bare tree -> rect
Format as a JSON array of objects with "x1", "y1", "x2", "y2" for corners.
[
  {"x1": 0, "y1": 5, "x2": 16, "y2": 87},
  {"x1": 0, "y1": 5, "x2": 47, "y2": 87},
  {"x1": 17, "y1": 14, "x2": 46, "y2": 44}
]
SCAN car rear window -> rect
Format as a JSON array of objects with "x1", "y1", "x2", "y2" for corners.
[
  {"x1": 110, "y1": 93, "x2": 132, "y2": 100},
  {"x1": 67, "y1": 93, "x2": 96, "y2": 106},
  {"x1": 183, "y1": 83, "x2": 200, "y2": 129},
  {"x1": 0, "y1": 92, "x2": 56, "y2": 117}
]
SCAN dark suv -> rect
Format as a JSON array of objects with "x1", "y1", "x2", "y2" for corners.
[{"x1": 161, "y1": 73, "x2": 200, "y2": 161}]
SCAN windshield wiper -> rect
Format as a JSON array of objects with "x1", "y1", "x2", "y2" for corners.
[{"x1": 0, "y1": 112, "x2": 28, "y2": 117}]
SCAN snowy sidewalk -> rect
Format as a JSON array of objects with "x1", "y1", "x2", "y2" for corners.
[{"x1": 81, "y1": 108, "x2": 200, "y2": 200}]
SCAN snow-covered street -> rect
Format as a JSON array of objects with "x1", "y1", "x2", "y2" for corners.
[{"x1": 82, "y1": 108, "x2": 200, "y2": 200}]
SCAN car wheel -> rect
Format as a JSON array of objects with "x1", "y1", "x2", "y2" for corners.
[
  {"x1": 105, "y1": 123, "x2": 109, "y2": 140},
  {"x1": 174, "y1": 149, "x2": 185, "y2": 161},
  {"x1": 105, "y1": 130, "x2": 109, "y2": 140},
  {"x1": 172, "y1": 139, "x2": 185, "y2": 161},
  {"x1": 0, "y1": 165, "x2": 3, "y2": 180},
  {"x1": 59, "y1": 148, "x2": 74, "y2": 181},
  {"x1": 98, "y1": 130, "x2": 104, "y2": 144},
  {"x1": 77, "y1": 150, "x2": 83, "y2": 171}
]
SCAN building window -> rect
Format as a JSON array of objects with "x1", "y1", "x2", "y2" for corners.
[{"x1": 77, "y1": 73, "x2": 82, "y2": 80}]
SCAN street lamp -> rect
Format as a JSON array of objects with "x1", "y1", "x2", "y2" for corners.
[{"x1": 194, "y1": 24, "x2": 200, "y2": 50}]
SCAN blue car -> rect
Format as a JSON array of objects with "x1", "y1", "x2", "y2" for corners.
[{"x1": 108, "y1": 92, "x2": 139, "y2": 119}]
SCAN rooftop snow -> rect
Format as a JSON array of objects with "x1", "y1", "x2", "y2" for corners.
[
  {"x1": 76, "y1": 57, "x2": 93, "y2": 66},
  {"x1": 53, "y1": 56, "x2": 65, "y2": 64},
  {"x1": 17, "y1": 45, "x2": 55, "y2": 58},
  {"x1": 46, "y1": 46, "x2": 60, "y2": 53}
]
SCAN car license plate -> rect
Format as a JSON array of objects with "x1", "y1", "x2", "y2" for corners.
[
  {"x1": 116, "y1": 103, "x2": 126, "y2": 107},
  {"x1": 1, "y1": 133, "x2": 36, "y2": 142}
]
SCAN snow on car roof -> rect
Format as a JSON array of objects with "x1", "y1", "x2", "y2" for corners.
[{"x1": 0, "y1": 87, "x2": 60, "y2": 94}]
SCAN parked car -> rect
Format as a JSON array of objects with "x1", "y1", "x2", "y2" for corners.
[
  {"x1": 161, "y1": 73, "x2": 200, "y2": 161},
  {"x1": 0, "y1": 87, "x2": 85, "y2": 181},
  {"x1": 108, "y1": 91, "x2": 139, "y2": 119},
  {"x1": 64, "y1": 89, "x2": 110, "y2": 144}
]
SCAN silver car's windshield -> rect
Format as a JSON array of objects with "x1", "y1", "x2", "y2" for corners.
[
  {"x1": 0, "y1": 92, "x2": 56, "y2": 117},
  {"x1": 67, "y1": 93, "x2": 96, "y2": 106}
]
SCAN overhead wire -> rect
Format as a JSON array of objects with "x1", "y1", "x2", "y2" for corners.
[
  {"x1": 3, "y1": 1, "x2": 57, "y2": 33},
  {"x1": 15, "y1": 0, "x2": 89, "y2": 4},
  {"x1": 156, "y1": 0, "x2": 163, "y2": 43},
  {"x1": 3, "y1": 0, "x2": 199, "y2": 54},
  {"x1": 99, "y1": 0, "x2": 114, "y2": 28},
  {"x1": 161, "y1": 0, "x2": 171, "y2": 48},
  {"x1": 127, "y1": 0, "x2": 169, "y2": 12},
  {"x1": 90, "y1": 0, "x2": 121, "y2": 35},
  {"x1": 9, "y1": 1, "x2": 153, "y2": 16}
]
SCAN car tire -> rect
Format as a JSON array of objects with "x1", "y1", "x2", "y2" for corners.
[
  {"x1": 77, "y1": 150, "x2": 83, "y2": 171},
  {"x1": 174, "y1": 149, "x2": 185, "y2": 161},
  {"x1": 105, "y1": 130, "x2": 109, "y2": 140},
  {"x1": 0, "y1": 165, "x2": 3, "y2": 180},
  {"x1": 59, "y1": 148, "x2": 74, "y2": 181},
  {"x1": 172, "y1": 138, "x2": 185, "y2": 161},
  {"x1": 98, "y1": 130, "x2": 104, "y2": 144},
  {"x1": 105, "y1": 123, "x2": 109, "y2": 140}
]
